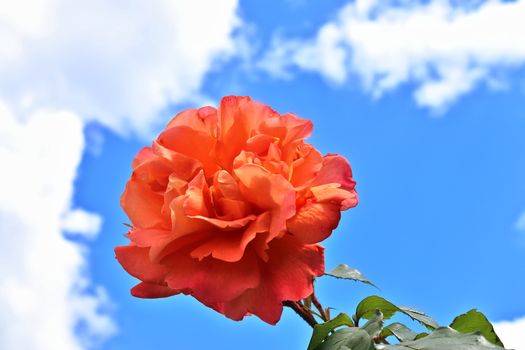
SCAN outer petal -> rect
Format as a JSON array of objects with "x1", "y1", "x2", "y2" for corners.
[
  {"x1": 131, "y1": 282, "x2": 180, "y2": 298},
  {"x1": 115, "y1": 245, "x2": 169, "y2": 283},
  {"x1": 287, "y1": 201, "x2": 342, "y2": 244},
  {"x1": 128, "y1": 227, "x2": 176, "y2": 261},
  {"x1": 264, "y1": 236, "x2": 324, "y2": 300},
  {"x1": 132, "y1": 147, "x2": 155, "y2": 169},
  {"x1": 152, "y1": 231, "x2": 213, "y2": 264},
  {"x1": 166, "y1": 106, "x2": 217, "y2": 134},
  {"x1": 307, "y1": 154, "x2": 358, "y2": 210},
  {"x1": 158, "y1": 109, "x2": 219, "y2": 176},
  {"x1": 216, "y1": 235, "x2": 324, "y2": 324},
  {"x1": 164, "y1": 249, "x2": 260, "y2": 304},
  {"x1": 280, "y1": 113, "x2": 313, "y2": 145},
  {"x1": 152, "y1": 141, "x2": 202, "y2": 182},
  {"x1": 310, "y1": 183, "x2": 358, "y2": 210},
  {"x1": 312, "y1": 154, "x2": 357, "y2": 192},
  {"x1": 257, "y1": 112, "x2": 312, "y2": 144},
  {"x1": 131, "y1": 147, "x2": 175, "y2": 191},
  {"x1": 128, "y1": 227, "x2": 173, "y2": 247},
  {"x1": 121, "y1": 179, "x2": 167, "y2": 229}
]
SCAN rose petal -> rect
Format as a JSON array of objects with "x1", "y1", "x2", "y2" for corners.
[
  {"x1": 258, "y1": 113, "x2": 312, "y2": 147},
  {"x1": 215, "y1": 197, "x2": 249, "y2": 220},
  {"x1": 131, "y1": 148, "x2": 175, "y2": 191},
  {"x1": 245, "y1": 134, "x2": 279, "y2": 155},
  {"x1": 170, "y1": 196, "x2": 210, "y2": 239},
  {"x1": 158, "y1": 109, "x2": 218, "y2": 176},
  {"x1": 131, "y1": 282, "x2": 180, "y2": 298},
  {"x1": 265, "y1": 236, "x2": 324, "y2": 300},
  {"x1": 152, "y1": 231, "x2": 213, "y2": 264},
  {"x1": 115, "y1": 245, "x2": 169, "y2": 283},
  {"x1": 183, "y1": 170, "x2": 212, "y2": 217},
  {"x1": 212, "y1": 170, "x2": 243, "y2": 203},
  {"x1": 166, "y1": 107, "x2": 217, "y2": 135},
  {"x1": 152, "y1": 141, "x2": 202, "y2": 181},
  {"x1": 132, "y1": 147, "x2": 155, "y2": 169},
  {"x1": 313, "y1": 154, "x2": 357, "y2": 192},
  {"x1": 216, "y1": 96, "x2": 275, "y2": 169},
  {"x1": 190, "y1": 212, "x2": 270, "y2": 262},
  {"x1": 310, "y1": 183, "x2": 358, "y2": 210},
  {"x1": 291, "y1": 144, "x2": 323, "y2": 187},
  {"x1": 121, "y1": 179, "x2": 167, "y2": 229},
  {"x1": 127, "y1": 227, "x2": 177, "y2": 261},
  {"x1": 216, "y1": 235, "x2": 324, "y2": 324},
  {"x1": 128, "y1": 227, "x2": 173, "y2": 247},
  {"x1": 164, "y1": 249, "x2": 260, "y2": 303},
  {"x1": 189, "y1": 214, "x2": 256, "y2": 229},
  {"x1": 234, "y1": 163, "x2": 296, "y2": 237},
  {"x1": 287, "y1": 201, "x2": 342, "y2": 244},
  {"x1": 281, "y1": 113, "x2": 313, "y2": 144},
  {"x1": 162, "y1": 174, "x2": 188, "y2": 217}
]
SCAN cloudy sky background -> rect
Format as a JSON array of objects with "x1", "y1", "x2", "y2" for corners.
[{"x1": 0, "y1": 0, "x2": 524, "y2": 349}]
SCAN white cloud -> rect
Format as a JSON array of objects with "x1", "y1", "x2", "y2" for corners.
[
  {"x1": 0, "y1": 101, "x2": 116, "y2": 349},
  {"x1": 494, "y1": 316, "x2": 525, "y2": 350},
  {"x1": 0, "y1": 0, "x2": 241, "y2": 135},
  {"x1": 260, "y1": 0, "x2": 525, "y2": 110},
  {"x1": 0, "y1": 1, "x2": 243, "y2": 348},
  {"x1": 61, "y1": 209, "x2": 103, "y2": 240}
]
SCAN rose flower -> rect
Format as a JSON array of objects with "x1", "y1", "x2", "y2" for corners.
[{"x1": 115, "y1": 96, "x2": 357, "y2": 324}]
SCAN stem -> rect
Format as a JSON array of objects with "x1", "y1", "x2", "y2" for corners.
[
  {"x1": 284, "y1": 301, "x2": 318, "y2": 328},
  {"x1": 311, "y1": 292, "x2": 329, "y2": 322}
]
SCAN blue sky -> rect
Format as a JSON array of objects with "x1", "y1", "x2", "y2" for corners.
[{"x1": 1, "y1": 1, "x2": 524, "y2": 349}]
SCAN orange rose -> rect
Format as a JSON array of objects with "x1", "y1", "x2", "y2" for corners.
[{"x1": 115, "y1": 96, "x2": 357, "y2": 324}]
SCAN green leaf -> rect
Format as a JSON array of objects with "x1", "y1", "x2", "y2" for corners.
[
  {"x1": 381, "y1": 327, "x2": 506, "y2": 350},
  {"x1": 362, "y1": 310, "x2": 384, "y2": 338},
  {"x1": 325, "y1": 264, "x2": 377, "y2": 287},
  {"x1": 450, "y1": 309, "x2": 504, "y2": 347},
  {"x1": 398, "y1": 306, "x2": 439, "y2": 330},
  {"x1": 415, "y1": 332, "x2": 429, "y2": 340},
  {"x1": 355, "y1": 296, "x2": 399, "y2": 321},
  {"x1": 382, "y1": 322, "x2": 418, "y2": 342},
  {"x1": 308, "y1": 313, "x2": 354, "y2": 350},
  {"x1": 355, "y1": 296, "x2": 439, "y2": 330},
  {"x1": 315, "y1": 328, "x2": 375, "y2": 350}
]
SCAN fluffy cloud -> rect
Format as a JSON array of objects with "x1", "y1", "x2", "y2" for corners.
[
  {"x1": 494, "y1": 316, "x2": 525, "y2": 350},
  {"x1": 61, "y1": 209, "x2": 103, "y2": 240},
  {"x1": 0, "y1": 101, "x2": 116, "y2": 350},
  {"x1": 260, "y1": 0, "x2": 525, "y2": 110},
  {"x1": 0, "y1": 0, "x2": 241, "y2": 135},
  {"x1": 0, "y1": 1, "x2": 242, "y2": 348}
]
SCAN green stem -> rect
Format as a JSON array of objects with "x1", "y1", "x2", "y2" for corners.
[
  {"x1": 311, "y1": 292, "x2": 329, "y2": 322},
  {"x1": 284, "y1": 301, "x2": 318, "y2": 328}
]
